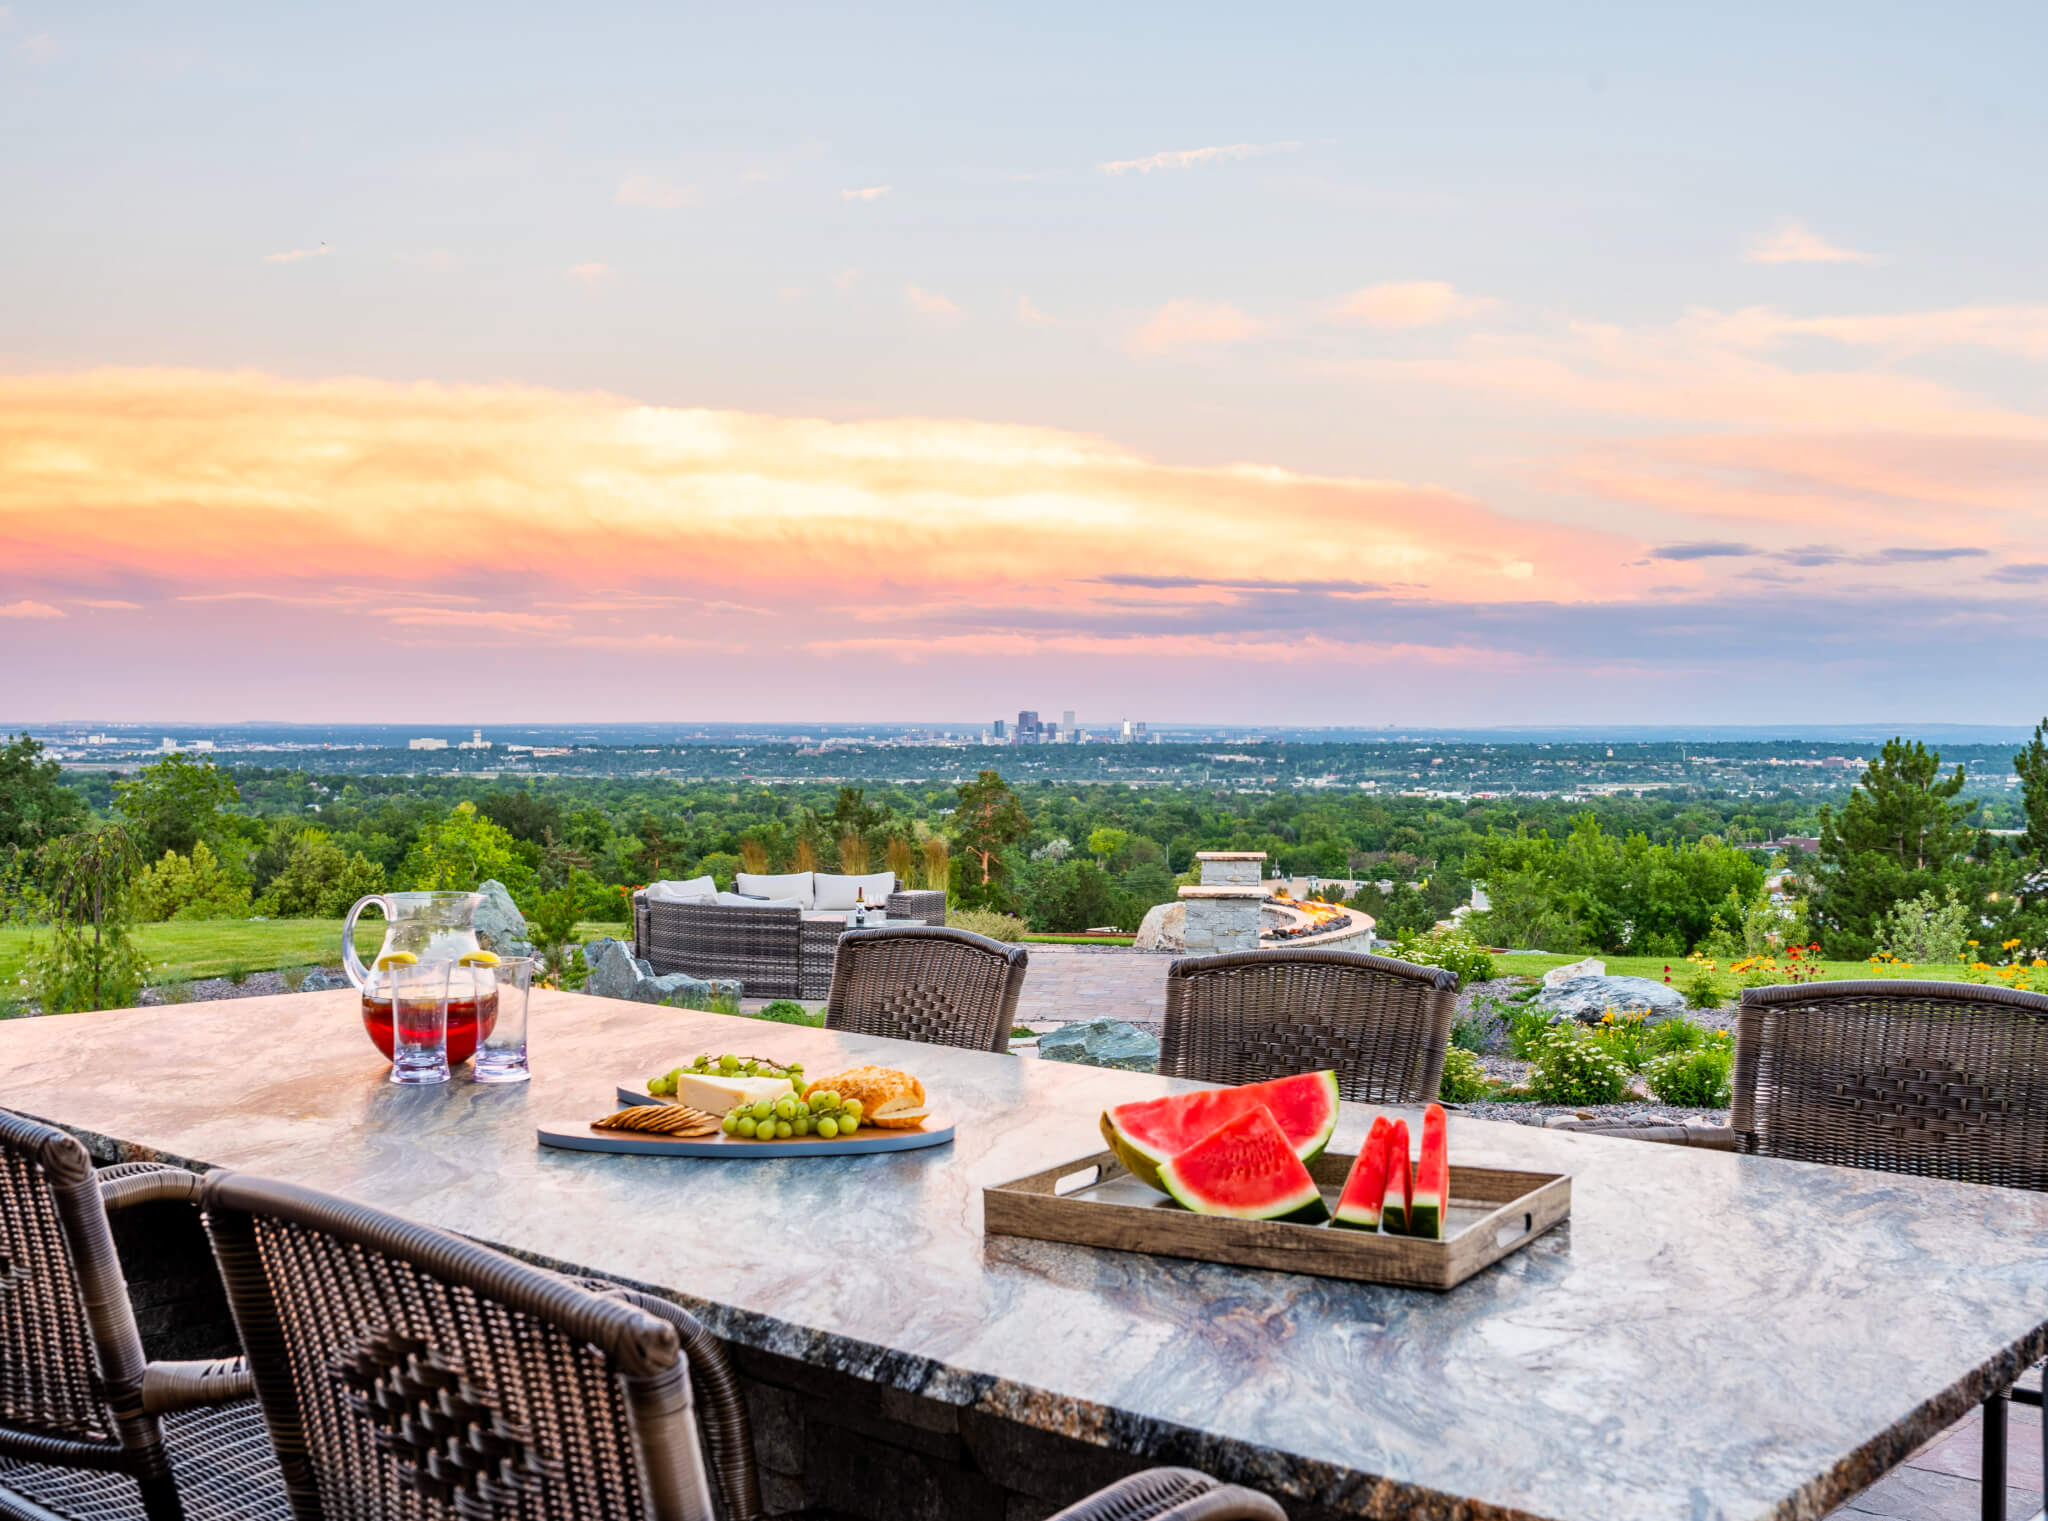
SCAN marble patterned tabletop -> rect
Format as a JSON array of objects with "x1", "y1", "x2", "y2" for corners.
[{"x1": 3, "y1": 990, "x2": 2044, "y2": 1521}]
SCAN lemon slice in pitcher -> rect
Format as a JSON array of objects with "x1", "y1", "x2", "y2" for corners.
[
  {"x1": 457, "y1": 950, "x2": 500, "y2": 968},
  {"x1": 373, "y1": 951, "x2": 420, "y2": 972}
]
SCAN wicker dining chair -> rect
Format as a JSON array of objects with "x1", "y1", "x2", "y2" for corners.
[
  {"x1": 823, "y1": 925, "x2": 1028, "y2": 1054},
  {"x1": 198, "y1": 1169, "x2": 1280, "y2": 1521},
  {"x1": 0, "y1": 1110, "x2": 285, "y2": 1521},
  {"x1": 1556, "y1": 979, "x2": 2048, "y2": 1521},
  {"x1": 1160, "y1": 948, "x2": 1459, "y2": 1102}
]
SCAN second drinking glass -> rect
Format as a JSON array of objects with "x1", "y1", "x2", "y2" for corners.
[{"x1": 387, "y1": 960, "x2": 452, "y2": 1085}]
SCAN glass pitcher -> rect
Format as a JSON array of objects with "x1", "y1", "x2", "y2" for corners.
[{"x1": 343, "y1": 892, "x2": 497, "y2": 1065}]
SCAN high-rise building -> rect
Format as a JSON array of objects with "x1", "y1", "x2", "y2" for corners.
[
  {"x1": 1015, "y1": 710, "x2": 1043, "y2": 744},
  {"x1": 992, "y1": 718, "x2": 1007, "y2": 739},
  {"x1": 1119, "y1": 719, "x2": 1134, "y2": 742},
  {"x1": 1062, "y1": 709, "x2": 1076, "y2": 742}
]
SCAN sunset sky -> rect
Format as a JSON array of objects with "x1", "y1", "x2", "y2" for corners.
[{"x1": 3, "y1": 3, "x2": 2045, "y2": 724}]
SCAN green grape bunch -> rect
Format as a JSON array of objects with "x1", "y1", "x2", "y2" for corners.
[
  {"x1": 647, "y1": 1052, "x2": 805, "y2": 1096},
  {"x1": 721, "y1": 1089, "x2": 865, "y2": 1140}
]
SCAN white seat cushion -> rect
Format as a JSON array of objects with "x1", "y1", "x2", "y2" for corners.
[
  {"x1": 716, "y1": 890, "x2": 803, "y2": 909},
  {"x1": 645, "y1": 876, "x2": 718, "y2": 904},
  {"x1": 733, "y1": 872, "x2": 815, "y2": 909},
  {"x1": 812, "y1": 871, "x2": 896, "y2": 911}
]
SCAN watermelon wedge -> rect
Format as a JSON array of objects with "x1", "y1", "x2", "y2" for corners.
[
  {"x1": 1331, "y1": 1115, "x2": 1396, "y2": 1231},
  {"x1": 1379, "y1": 1117, "x2": 1414, "y2": 1235},
  {"x1": 1408, "y1": 1103, "x2": 1449, "y2": 1240},
  {"x1": 1157, "y1": 1107, "x2": 1330, "y2": 1224},
  {"x1": 1101, "y1": 1070, "x2": 1340, "y2": 1193}
]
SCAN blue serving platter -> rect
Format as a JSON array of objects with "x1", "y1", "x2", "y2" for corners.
[{"x1": 535, "y1": 1086, "x2": 954, "y2": 1158}]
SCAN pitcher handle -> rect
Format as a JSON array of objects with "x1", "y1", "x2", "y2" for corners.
[{"x1": 341, "y1": 894, "x2": 391, "y2": 989}]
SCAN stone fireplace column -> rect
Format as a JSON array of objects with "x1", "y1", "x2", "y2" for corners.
[{"x1": 1178, "y1": 851, "x2": 1267, "y2": 953}]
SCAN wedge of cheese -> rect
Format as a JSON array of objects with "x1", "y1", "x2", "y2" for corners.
[{"x1": 670, "y1": 1072, "x2": 797, "y2": 1116}]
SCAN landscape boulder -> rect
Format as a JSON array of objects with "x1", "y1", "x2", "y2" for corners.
[
  {"x1": 1535, "y1": 974, "x2": 1687, "y2": 1025},
  {"x1": 1543, "y1": 956, "x2": 1606, "y2": 987},
  {"x1": 582, "y1": 937, "x2": 740, "y2": 1007},
  {"x1": 1036, "y1": 1018, "x2": 1160, "y2": 1073},
  {"x1": 300, "y1": 967, "x2": 351, "y2": 993},
  {"x1": 473, "y1": 879, "x2": 534, "y2": 959},
  {"x1": 1133, "y1": 901, "x2": 1186, "y2": 953}
]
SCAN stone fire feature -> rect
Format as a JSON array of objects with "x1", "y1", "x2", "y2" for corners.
[{"x1": 1178, "y1": 851, "x2": 1266, "y2": 953}]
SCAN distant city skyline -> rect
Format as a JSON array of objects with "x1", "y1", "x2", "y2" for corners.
[{"x1": 4, "y1": 5, "x2": 2046, "y2": 722}]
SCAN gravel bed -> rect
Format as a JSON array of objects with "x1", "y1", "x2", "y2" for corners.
[
  {"x1": 1454, "y1": 1100, "x2": 1731, "y2": 1130},
  {"x1": 138, "y1": 969, "x2": 334, "y2": 1005}
]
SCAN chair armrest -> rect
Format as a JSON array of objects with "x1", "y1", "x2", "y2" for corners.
[
  {"x1": 1049, "y1": 1468, "x2": 1285, "y2": 1521},
  {"x1": 573, "y1": 1278, "x2": 764, "y2": 1521},
  {"x1": 1546, "y1": 1120, "x2": 1740, "y2": 1149},
  {"x1": 99, "y1": 1161, "x2": 205, "y2": 1209},
  {"x1": 141, "y1": 1356, "x2": 252, "y2": 1415}
]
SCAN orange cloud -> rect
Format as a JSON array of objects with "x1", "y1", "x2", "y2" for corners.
[
  {"x1": 1745, "y1": 221, "x2": 1875, "y2": 265},
  {"x1": 0, "y1": 599, "x2": 64, "y2": 618},
  {"x1": 905, "y1": 285, "x2": 959, "y2": 317},
  {"x1": 1130, "y1": 300, "x2": 1263, "y2": 353},
  {"x1": 1328, "y1": 281, "x2": 1496, "y2": 329},
  {"x1": 1099, "y1": 142, "x2": 1299, "y2": 175}
]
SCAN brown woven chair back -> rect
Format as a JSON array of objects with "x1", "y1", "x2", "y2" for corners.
[
  {"x1": 0, "y1": 1110, "x2": 173, "y2": 1503},
  {"x1": 1161, "y1": 949, "x2": 1458, "y2": 1102},
  {"x1": 197, "y1": 1170, "x2": 717, "y2": 1521},
  {"x1": 1734, "y1": 980, "x2": 2048, "y2": 1188},
  {"x1": 824, "y1": 926, "x2": 1028, "y2": 1054}
]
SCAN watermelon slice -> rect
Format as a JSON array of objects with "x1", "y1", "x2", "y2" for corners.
[
  {"x1": 1408, "y1": 1103, "x2": 1449, "y2": 1240},
  {"x1": 1156, "y1": 1107, "x2": 1330, "y2": 1224},
  {"x1": 1101, "y1": 1071, "x2": 1340, "y2": 1193},
  {"x1": 1379, "y1": 1117, "x2": 1414, "y2": 1235},
  {"x1": 1331, "y1": 1115, "x2": 1396, "y2": 1231}
]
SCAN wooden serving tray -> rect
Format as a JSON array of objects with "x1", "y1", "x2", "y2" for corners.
[{"x1": 983, "y1": 1148, "x2": 1569, "y2": 1291}]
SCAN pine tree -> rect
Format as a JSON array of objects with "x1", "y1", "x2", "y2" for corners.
[{"x1": 1810, "y1": 738, "x2": 1982, "y2": 958}]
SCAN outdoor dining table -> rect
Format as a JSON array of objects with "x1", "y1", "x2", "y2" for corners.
[{"x1": 2, "y1": 988, "x2": 2043, "y2": 1521}]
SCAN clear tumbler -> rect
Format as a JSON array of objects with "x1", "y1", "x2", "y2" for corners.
[
  {"x1": 388, "y1": 960, "x2": 452, "y2": 1085},
  {"x1": 473, "y1": 956, "x2": 533, "y2": 1083}
]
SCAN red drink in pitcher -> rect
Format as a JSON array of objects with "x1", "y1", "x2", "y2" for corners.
[{"x1": 361, "y1": 991, "x2": 498, "y2": 1065}]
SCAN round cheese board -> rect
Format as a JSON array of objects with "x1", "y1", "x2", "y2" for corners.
[{"x1": 536, "y1": 1088, "x2": 955, "y2": 1159}]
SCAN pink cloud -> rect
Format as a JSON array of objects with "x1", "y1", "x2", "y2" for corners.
[
  {"x1": 1745, "y1": 221, "x2": 1876, "y2": 265},
  {"x1": 1130, "y1": 300, "x2": 1263, "y2": 353},
  {"x1": 1328, "y1": 281, "x2": 1496, "y2": 329}
]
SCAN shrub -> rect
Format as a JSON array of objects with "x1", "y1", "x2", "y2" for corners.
[
  {"x1": 157, "y1": 979, "x2": 194, "y2": 1005},
  {"x1": 754, "y1": 999, "x2": 824, "y2": 1027},
  {"x1": 1437, "y1": 1046, "x2": 1492, "y2": 1103},
  {"x1": 1451, "y1": 993, "x2": 1509, "y2": 1053},
  {"x1": 947, "y1": 907, "x2": 1030, "y2": 943},
  {"x1": 27, "y1": 825, "x2": 149, "y2": 1013},
  {"x1": 669, "y1": 987, "x2": 742, "y2": 1016},
  {"x1": 1677, "y1": 953, "x2": 1725, "y2": 1009},
  {"x1": 1527, "y1": 1025, "x2": 1632, "y2": 1105},
  {"x1": 1645, "y1": 1045, "x2": 1733, "y2": 1107},
  {"x1": 1877, "y1": 888, "x2": 1971, "y2": 966},
  {"x1": 1391, "y1": 927, "x2": 1494, "y2": 986},
  {"x1": 1647, "y1": 1015, "x2": 1709, "y2": 1056},
  {"x1": 134, "y1": 841, "x2": 251, "y2": 922},
  {"x1": 225, "y1": 962, "x2": 251, "y2": 987},
  {"x1": 280, "y1": 964, "x2": 310, "y2": 993},
  {"x1": 1587, "y1": 1010, "x2": 1656, "y2": 1072},
  {"x1": 1507, "y1": 1008, "x2": 1552, "y2": 1060}
]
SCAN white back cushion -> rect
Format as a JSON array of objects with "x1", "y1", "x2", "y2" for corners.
[
  {"x1": 812, "y1": 871, "x2": 896, "y2": 911},
  {"x1": 645, "y1": 876, "x2": 718, "y2": 903},
  {"x1": 733, "y1": 871, "x2": 815, "y2": 909}
]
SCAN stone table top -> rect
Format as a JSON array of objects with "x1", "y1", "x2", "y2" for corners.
[{"x1": 3, "y1": 991, "x2": 2044, "y2": 1521}]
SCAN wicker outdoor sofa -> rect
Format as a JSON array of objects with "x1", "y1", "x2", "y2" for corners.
[{"x1": 634, "y1": 871, "x2": 946, "y2": 1000}]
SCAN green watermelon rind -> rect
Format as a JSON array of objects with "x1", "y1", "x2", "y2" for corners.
[
  {"x1": 1157, "y1": 1120, "x2": 1331, "y2": 1225},
  {"x1": 1406, "y1": 1103, "x2": 1449, "y2": 1241},
  {"x1": 1330, "y1": 1116, "x2": 1395, "y2": 1232},
  {"x1": 1102, "y1": 1070, "x2": 1341, "y2": 1192}
]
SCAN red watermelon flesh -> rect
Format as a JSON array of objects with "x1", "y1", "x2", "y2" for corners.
[
  {"x1": 1379, "y1": 1117, "x2": 1414, "y2": 1235},
  {"x1": 1102, "y1": 1070, "x2": 1339, "y2": 1193},
  {"x1": 1331, "y1": 1114, "x2": 1396, "y2": 1231},
  {"x1": 1157, "y1": 1106, "x2": 1330, "y2": 1224},
  {"x1": 1408, "y1": 1103, "x2": 1449, "y2": 1240}
]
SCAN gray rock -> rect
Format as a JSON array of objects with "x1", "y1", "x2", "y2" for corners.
[
  {"x1": 1543, "y1": 956, "x2": 1606, "y2": 987},
  {"x1": 300, "y1": 967, "x2": 351, "y2": 992},
  {"x1": 1036, "y1": 1018, "x2": 1160, "y2": 1073},
  {"x1": 473, "y1": 879, "x2": 534, "y2": 958},
  {"x1": 582, "y1": 937, "x2": 739, "y2": 1006},
  {"x1": 1133, "y1": 901, "x2": 1186, "y2": 953},
  {"x1": 1535, "y1": 974, "x2": 1687, "y2": 1025}
]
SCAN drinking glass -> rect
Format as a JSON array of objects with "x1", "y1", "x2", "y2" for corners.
[
  {"x1": 388, "y1": 961, "x2": 452, "y2": 1085},
  {"x1": 473, "y1": 956, "x2": 533, "y2": 1084}
]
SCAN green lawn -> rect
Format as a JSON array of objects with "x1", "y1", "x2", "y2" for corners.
[
  {"x1": 1491, "y1": 949, "x2": 1980, "y2": 987},
  {"x1": 1023, "y1": 932, "x2": 1138, "y2": 946},
  {"x1": 0, "y1": 918, "x2": 634, "y2": 987}
]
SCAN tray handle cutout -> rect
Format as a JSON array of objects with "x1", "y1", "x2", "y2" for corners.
[
  {"x1": 1053, "y1": 1165, "x2": 1101, "y2": 1197},
  {"x1": 1496, "y1": 1212, "x2": 1534, "y2": 1249}
]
